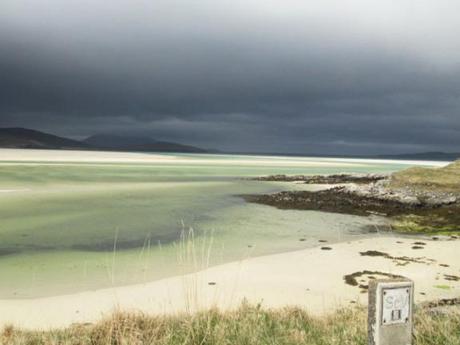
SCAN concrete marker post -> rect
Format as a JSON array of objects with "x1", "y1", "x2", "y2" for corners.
[{"x1": 368, "y1": 278, "x2": 414, "y2": 345}]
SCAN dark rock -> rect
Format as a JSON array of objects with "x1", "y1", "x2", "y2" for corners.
[
  {"x1": 250, "y1": 173, "x2": 388, "y2": 184},
  {"x1": 242, "y1": 187, "x2": 426, "y2": 217},
  {"x1": 444, "y1": 274, "x2": 460, "y2": 281}
]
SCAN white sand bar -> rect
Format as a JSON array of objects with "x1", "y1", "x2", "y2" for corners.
[
  {"x1": 0, "y1": 148, "x2": 446, "y2": 167},
  {"x1": 1, "y1": 237, "x2": 459, "y2": 330}
]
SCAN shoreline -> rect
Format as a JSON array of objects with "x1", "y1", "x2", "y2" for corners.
[{"x1": 1, "y1": 236, "x2": 458, "y2": 330}]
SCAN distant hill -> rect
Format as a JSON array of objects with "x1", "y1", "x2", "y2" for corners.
[
  {"x1": 1, "y1": 127, "x2": 456, "y2": 158},
  {"x1": 0, "y1": 128, "x2": 89, "y2": 150},
  {"x1": 84, "y1": 133, "x2": 207, "y2": 153},
  {"x1": 0, "y1": 128, "x2": 208, "y2": 153},
  {"x1": 377, "y1": 152, "x2": 460, "y2": 161}
]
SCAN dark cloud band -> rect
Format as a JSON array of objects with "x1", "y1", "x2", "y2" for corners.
[{"x1": 1, "y1": 0, "x2": 459, "y2": 154}]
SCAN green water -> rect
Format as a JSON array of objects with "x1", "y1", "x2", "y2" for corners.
[{"x1": 0, "y1": 153, "x2": 416, "y2": 298}]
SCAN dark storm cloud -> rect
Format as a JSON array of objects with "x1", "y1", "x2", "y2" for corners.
[{"x1": 1, "y1": 0, "x2": 460, "y2": 154}]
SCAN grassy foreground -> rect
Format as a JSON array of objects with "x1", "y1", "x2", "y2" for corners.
[{"x1": 2, "y1": 304, "x2": 459, "y2": 345}]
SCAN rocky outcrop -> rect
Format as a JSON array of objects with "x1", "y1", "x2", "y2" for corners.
[
  {"x1": 244, "y1": 177, "x2": 457, "y2": 215},
  {"x1": 251, "y1": 173, "x2": 388, "y2": 184},
  {"x1": 243, "y1": 172, "x2": 460, "y2": 233},
  {"x1": 342, "y1": 179, "x2": 458, "y2": 206},
  {"x1": 242, "y1": 187, "x2": 424, "y2": 217}
]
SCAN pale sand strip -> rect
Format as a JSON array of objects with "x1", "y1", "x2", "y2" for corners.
[
  {"x1": 0, "y1": 148, "x2": 439, "y2": 167},
  {"x1": 0, "y1": 148, "x2": 344, "y2": 166},
  {"x1": 0, "y1": 237, "x2": 458, "y2": 330}
]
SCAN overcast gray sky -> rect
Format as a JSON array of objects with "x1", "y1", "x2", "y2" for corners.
[{"x1": 1, "y1": 0, "x2": 459, "y2": 154}]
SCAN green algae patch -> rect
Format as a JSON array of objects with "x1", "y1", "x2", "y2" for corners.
[{"x1": 391, "y1": 209, "x2": 460, "y2": 235}]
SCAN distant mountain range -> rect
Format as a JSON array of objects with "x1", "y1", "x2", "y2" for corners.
[
  {"x1": 0, "y1": 128, "x2": 207, "y2": 153},
  {"x1": 84, "y1": 133, "x2": 208, "y2": 153},
  {"x1": 0, "y1": 127, "x2": 458, "y2": 160}
]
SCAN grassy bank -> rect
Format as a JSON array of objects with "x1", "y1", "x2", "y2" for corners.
[
  {"x1": 389, "y1": 160, "x2": 460, "y2": 234},
  {"x1": 2, "y1": 304, "x2": 459, "y2": 345},
  {"x1": 389, "y1": 160, "x2": 460, "y2": 193}
]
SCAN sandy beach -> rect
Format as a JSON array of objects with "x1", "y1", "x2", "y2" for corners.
[{"x1": 1, "y1": 236, "x2": 458, "y2": 330}]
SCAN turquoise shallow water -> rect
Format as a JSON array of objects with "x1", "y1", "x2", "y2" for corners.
[{"x1": 0, "y1": 153, "x2": 419, "y2": 298}]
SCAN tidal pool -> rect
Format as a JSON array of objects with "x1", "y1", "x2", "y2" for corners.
[{"x1": 0, "y1": 150, "x2": 431, "y2": 298}]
